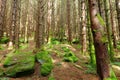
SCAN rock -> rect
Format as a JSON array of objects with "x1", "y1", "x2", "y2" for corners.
[{"x1": 3, "y1": 52, "x2": 35, "y2": 77}]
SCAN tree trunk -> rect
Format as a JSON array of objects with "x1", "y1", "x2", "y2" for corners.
[
  {"x1": 115, "y1": 0, "x2": 120, "y2": 38},
  {"x1": 67, "y1": 0, "x2": 72, "y2": 43},
  {"x1": 104, "y1": 0, "x2": 114, "y2": 60},
  {"x1": 8, "y1": 0, "x2": 20, "y2": 49},
  {"x1": 81, "y1": 0, "x2": 87, "y2": 54},
  {"x1": 88, "y1": 0, "x2": 110, "y2": 79},
  {"x1": 109, "y1": 0, "x2": 117, "y2": 48},
  {"x1": 0, "y1": 0, "x2": 7, "y2": 39},
  {"x1": 35, "y1": 0, "x2": 45, "y2": 49}
]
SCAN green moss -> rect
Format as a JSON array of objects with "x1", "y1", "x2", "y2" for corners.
[
  {"x1": 5, "y1": 59, "x2": 35, "y2": 77},
  {"x1": 40, "y1": 63, "x2": 53, "y2": 76},
  {"x1": 36, "y1": 51, "x2": 52, "y2": 64},
  {"x1": 3, "y1": 51, "x2": 35, "y2": 77},
  {"x1": 48, "y1": 75, "x2": 55, "y2": 80},
  {"x1": 0, "y1": 37, "x2": 9, "y2": 44},
  {"x1": 61, "y1": 47, "x2": 70, "y2": 52},
  {"x1": 49, "y1": 38, "x2": 60, "y2": 45},
  {"x1": 72, "y1": 39, "x2": 79, "y2": 44},
  {"x1": 63, "y1": 51, "x2": 78, "y2": 63},
  {"x1": 36, "y1": 50, "x2": 53, "y2": 76},
  {"x1": 0, "y1": 77, "x2": 9, "y2": 80},
  {"x1": 97, "y1": 14, "x2": 105, "y2": 26},
  {"x1": 3, "y1": 53, "x2": 34, "y2": 67}
]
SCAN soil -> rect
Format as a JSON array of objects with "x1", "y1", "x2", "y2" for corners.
[{"x1": 0, "y1": 41, "x2": 120, "y2": 80}]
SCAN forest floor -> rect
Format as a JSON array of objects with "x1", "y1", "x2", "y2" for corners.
[{"x1": 0, "y1": 40, "x2": 120, "y2": 80}]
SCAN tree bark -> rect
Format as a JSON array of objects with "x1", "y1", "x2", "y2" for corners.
[
  {"x1": 88, "y1": 0, "x2": 110, "y2": 79},
  {"x1": 67, "y1": 0, "x2": 72, "y2": 43},
  {"x1": 115, "y1": 0, "x2": 120, "y2": 38},
  {"x1": 0, "y1": 0, "x2": 7, "y2": 39}
]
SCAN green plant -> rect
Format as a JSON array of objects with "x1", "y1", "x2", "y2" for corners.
[
  {"x1": 50, "y1": 38, "x2": 60, "y2": 45},
  {"x1": 36, "y1": 50, "x2": 53, "y2": 76},
  {"x1": 40, "y1": 63, "x2": 53, "y2": 76},
  {"x1": 85, "y1": 64, "x2": 96, "y2": 74},
  {"x1": 63, "y1": 51, "x2": 78, "y2": 63},
  {"x1": 112, "y1": 62, "x2": 120, "y2": 66},
  {"x1": 0, "y1": 78, "x2": 9, "y2": 80},
  {"x1": 0, "y1": 37, "x2": 9, "y2": 44},
  {"x1": 72, "y1": 39, "x2": 79, "y2": 44},
  {"x1": 61, "y1": 47, "x2": 70, "y2": 52},
  {"x1": 48, "y1": 75, "x2": 55, "y2": 80}
]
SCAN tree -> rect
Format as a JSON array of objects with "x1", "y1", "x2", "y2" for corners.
[
  {"x1": 81, "y1": 0, "x2": 87, "y2": 54},
  {"x1": 88, "y1": 0, "x2": 110, "y2": 79},
  {"x1": 8, "y1": 0, "x2": 21, "y2": 49},
  {"x1": 67, "y1": 0, "x2": 72, "y2": 43},
  {"x1": 0, "y1": 0, "x2": 7, "y2": 39},
  {"x1": 115, "y1": 0, "x2": 120, "y2": 38},
  {"x1": 35, "y1": 0, "x2": 45, "y2": 49}
]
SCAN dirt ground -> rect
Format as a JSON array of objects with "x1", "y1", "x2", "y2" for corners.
[{"x1": 0, "y1": 41, "x2": 120, "y2": 80}]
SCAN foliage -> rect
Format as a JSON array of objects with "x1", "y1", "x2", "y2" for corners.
[
  {"x1": 0, "y1": 45, "x2": 4, "y2": 50},
  {"x1": 19, "y1": 38, "x2": 25, "y2": 43},
  {"x1": 48, "y1": 75, "x2": 55, "y2": 80},
  {"x1": 72, "y1": 39, "x2": 79, "y2": 44},
  {"x1": 36, "y1": 50, "x2": 53, "y2": 76},
  {"x1": 49, "y1": 38, "x2": 60, "y2": 45},
  {"x1": 112, "y1": 62, "x2": 120, "y2": 66},
  {"x1": 62, "y1": 47, "x2": 78, "y2": 63},
  {"x1": 97, "y1": 14, "x2": 105, "y2": 26},
  {"x1": 85, "y1": 64, "x2": 96, "y2": 74},
  {"x1": 19, "y1": 44, "x2": 28, "y2": 50},
  {"x1": 0, "y1": 37, "x2": 9, "y2": 44},
  {"x1": 40, "y1": 63, "x2": 53, "y2": 76},
  {"x1": 0, "y1": 77, "x2": 9, "y2": 80}
]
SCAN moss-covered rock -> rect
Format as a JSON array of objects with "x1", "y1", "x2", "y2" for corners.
[
  {"x1": 40, "y1": 63, "x2": 53, "y2": 76},
  {"x1": 3, "y1": 52, "x2": 35, "y2": 77},
  {"x1": 63, "y1": 52, "x2": 78, "y2": 63},
  {"x1": 36, "y1": 50, "x2": 53, "y2": 76}
]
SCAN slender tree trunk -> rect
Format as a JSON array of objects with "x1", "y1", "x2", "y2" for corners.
[
  {"x1": 0, "y1": 0, "x2": 7, "y2": 39},
  {"x1": 78, "y1": 0, "x2": 82, "y2": 47},
  {"x1": 81, "y1": 0, "x2": 87, "y2": 54},
  {"x1": 88, "y1": 0, "x2": 110, "y2": 79},
  {"x1": 51, "y1": 0, "x2": 55, "y2": 37},
  {"x1": 115, "y1": 0, "x2": 120, "y2": 38},
  {"x1": 67, "y1": 0, "x2": 72, "y2": 43},
  {"x1": 104, "y1": 0, "x2": 114, "y2": 60},
  {"x1": 109, "y1": 0, "x2": 117, "y2": 48},
  {"x1": 35, "y1": 0, "x2": 45, "y2": 49},
  {"x1": 8, "y1": 0, "x2": 20, "y2": 49}
]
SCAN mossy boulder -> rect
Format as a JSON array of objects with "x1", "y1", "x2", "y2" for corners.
[
  {"x1": 40, "y1": 63, "x2": 53, "y2": 76},
  {"x1": 36, "y1": 50, "x2": 53, "y2": 76},
  {"x1": 63, "y1": 52, "x2": 78, "y2": 63},
  {"x1": 3, "y1": 52, "x2": 35, "y2": 77}
]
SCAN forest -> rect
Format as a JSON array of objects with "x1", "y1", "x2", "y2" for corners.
[{"x1": 0, "y1": 0, "x2": 120, "y2": 80}]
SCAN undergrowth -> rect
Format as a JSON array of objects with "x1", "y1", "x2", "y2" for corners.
[
  {"x1": 62, "y1": 47, "x2": 78, "y2": 63},
  {"x1": 36, "y1": 50, "x2": 53, "y2": 76},
  {"x1": 85, "y1": 63, "x2": 96, "y2": 75}
]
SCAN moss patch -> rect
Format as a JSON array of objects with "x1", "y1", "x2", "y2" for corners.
[
  {"x1": 36, "y1": 50, "x2": 53, "y2": 76},
  {"x1": 62, "y1": 47, "x2": 78, "y2": 63},
  {"x1": 2, "y1": 51, "x2": 35, "y2": 77}
]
